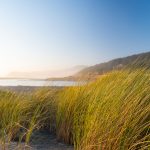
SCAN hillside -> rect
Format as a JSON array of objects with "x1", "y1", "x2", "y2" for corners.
[
  {"x1": 48, "y1": 51, "x2": 150, "y2": 81},
  {"x1": 74, "y1": 51, "x2": 150, "y2": 80}
]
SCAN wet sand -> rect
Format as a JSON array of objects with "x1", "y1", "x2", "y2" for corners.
[
  {"x1": 0, "y1": 86, "x2": 40, "y2": 92},
  {"x1": 0, "y1": 86, "x2": 63, "y2": 93}
]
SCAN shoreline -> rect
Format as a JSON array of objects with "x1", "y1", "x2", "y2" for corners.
[{"x1": 0, "y1": 86, "x2": 63, "y2": 93}]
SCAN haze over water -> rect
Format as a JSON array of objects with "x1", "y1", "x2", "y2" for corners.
[{"x1": 0, "y1": 79, "x2": 77, "y2": 87}]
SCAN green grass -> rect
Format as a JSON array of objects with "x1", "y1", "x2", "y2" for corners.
[{"x1": 0, "y1": 69, "x2": 149, "y2": 150}]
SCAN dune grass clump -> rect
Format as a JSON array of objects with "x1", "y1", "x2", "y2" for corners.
[
  {"x1": 0, "y1": 91, "x2": 31, "y2": 149},
  {"x1": 28, "y1": 88, "x2": 59, "y2": 132},
  {"x1": 57, "y1": 69, "x2": 150, "y2": 150},
  {"x1": 0, "y1": 88, "x2": 58, "y2": 149}
]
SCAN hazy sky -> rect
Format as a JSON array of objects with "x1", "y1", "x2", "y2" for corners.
[{"x1": 0, "y1": 0, "x2": 150, "y2": 76}]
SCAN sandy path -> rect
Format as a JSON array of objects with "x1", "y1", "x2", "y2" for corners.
[
  {"x1": 30, "y1": 130, "x2": 73, "y2": 150},
  {"x1": 8, "y1": 130, "x2": 73, "y2": 150}
]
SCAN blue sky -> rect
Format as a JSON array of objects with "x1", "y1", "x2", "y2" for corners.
[{"x1": 0, "y1": 0, "x2": 150, "y2": 76}]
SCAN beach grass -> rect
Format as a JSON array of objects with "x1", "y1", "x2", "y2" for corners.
[
  {"x1": 0, "y1": 88, "x2": 58, "y2": 149},
  {"x1": 0, "y1": 69, "x2": 149, "y2": 150},
  {"x1": 56, "y1": 69, "x2": 150, "y2": 150}
]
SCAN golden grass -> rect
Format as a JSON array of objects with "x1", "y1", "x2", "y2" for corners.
[
  {"x1": 56, "y1": 69, "x2": 150, "y2": 150},
  {"x1": 0, "y1": 88, "x2": 58, "y2": 149},
  {"x1": 0, "y1": 69, "x2": 149, "y2": 150}
]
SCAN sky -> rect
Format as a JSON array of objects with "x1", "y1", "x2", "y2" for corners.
[{"x1": 0, "y1": 0, "x2": 150, "y2": 77}]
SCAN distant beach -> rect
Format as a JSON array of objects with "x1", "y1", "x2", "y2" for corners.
[{"x1": 0, "y1": 86, "x2": 62, "y2": 93}]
